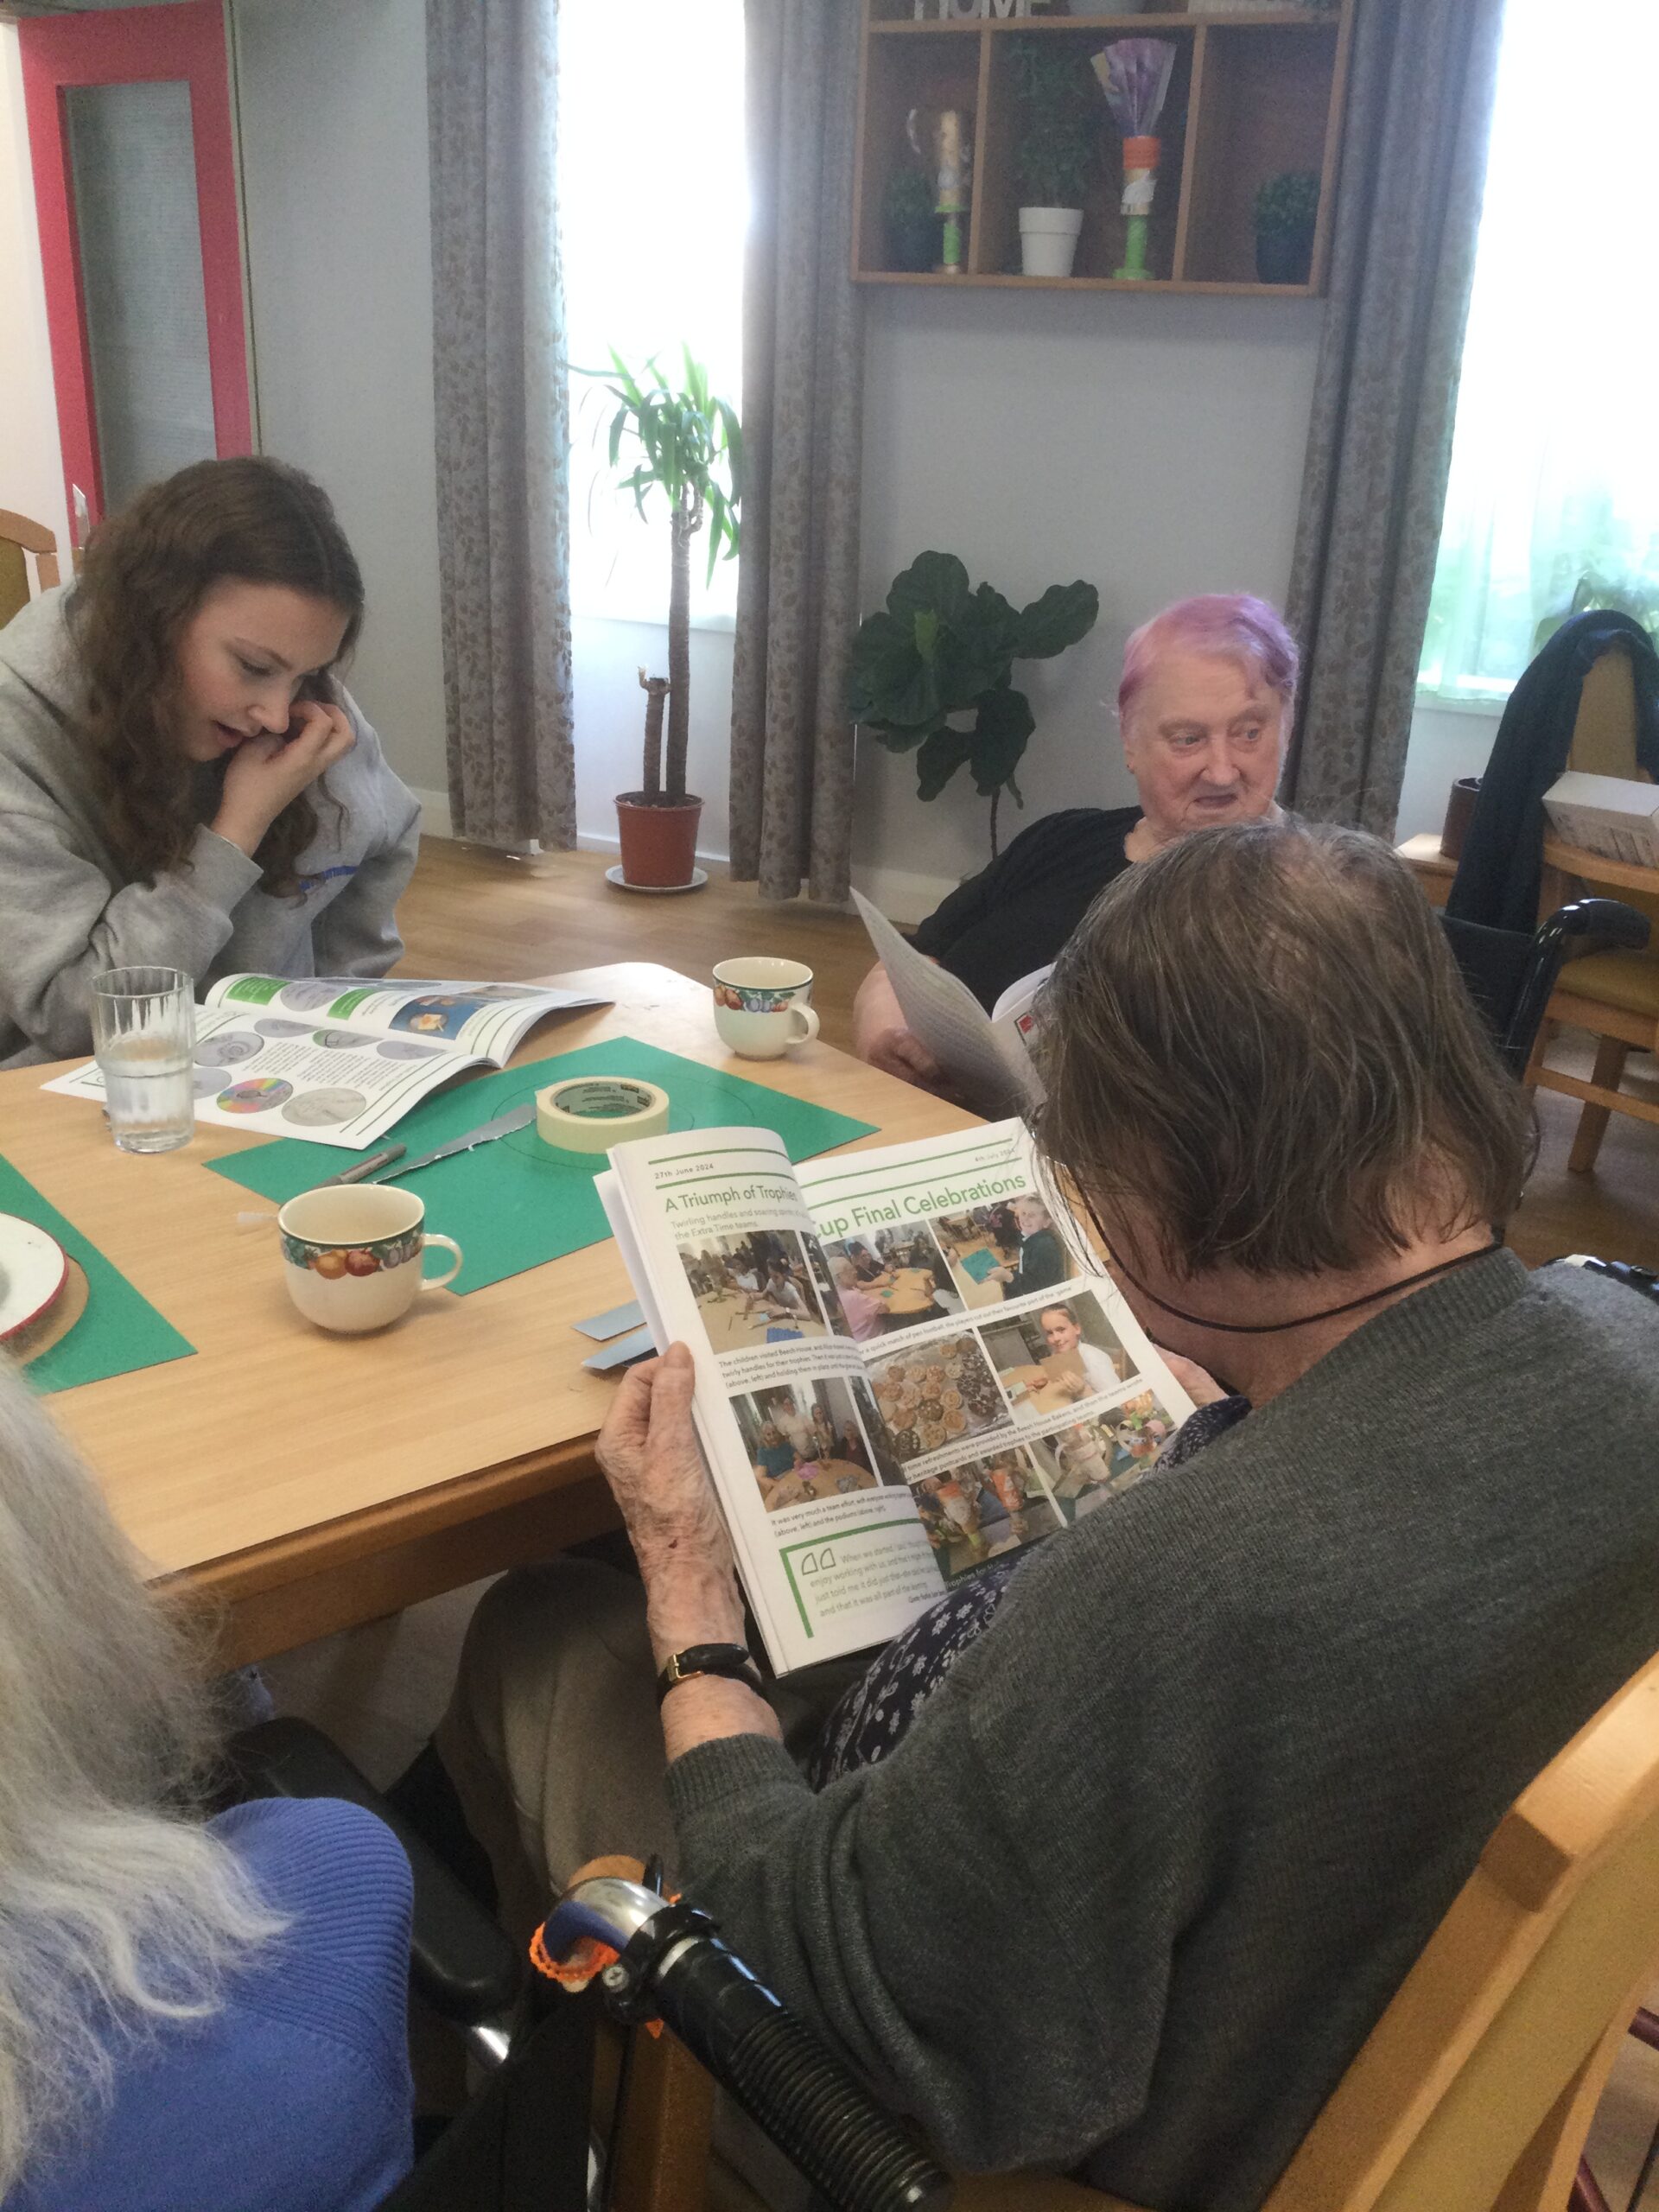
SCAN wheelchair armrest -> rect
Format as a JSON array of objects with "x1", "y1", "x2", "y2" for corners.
[
  {"x1": 225, "y1": 1717, "x2": 524, "y2": 2027},
  {"x1": 1548, "y1": 896, "x2": 1651, "y2": 956}
]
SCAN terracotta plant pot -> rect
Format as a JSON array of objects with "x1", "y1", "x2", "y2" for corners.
[{"x1": 614, "y1": 792, "x2": 703, "y2": 889}]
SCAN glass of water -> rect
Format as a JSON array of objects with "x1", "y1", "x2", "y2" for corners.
[{"x1": 90, "y1": 967, "x2": 195, "y2": 1154}]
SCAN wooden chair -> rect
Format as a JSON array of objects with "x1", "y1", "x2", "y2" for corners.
[
  {"x1": 0, "y1": 508, "x2": 61, "y2": 627},
  {"x1": 617, "y1": 1650, "x2": 1659, "y2": 2212},
  {"x1": 1529, "y1": 640, "x2": 1659, "y2": 1171}
]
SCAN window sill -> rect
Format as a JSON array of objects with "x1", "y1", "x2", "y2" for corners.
[{"x1": 1414, "y1": 687, "x2": 1509, "y2": 720}]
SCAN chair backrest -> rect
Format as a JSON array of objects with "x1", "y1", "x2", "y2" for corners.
[
  {"x1": 960, "y1": 1662, "x2": 1659, "y2": 2212},
  {"x1": 1263, "y1": 1649, "x2": 1659, "y2": 2212},
  {"x1": 1439, "y1": 912, "x2": 1541, "y2": 1074},
  {"x1": 1568, "y1": 643, "x2": 1645, "y2": 782},
  {"x1": 0, "y1": 508, "x2": 61, "y2": 628}
]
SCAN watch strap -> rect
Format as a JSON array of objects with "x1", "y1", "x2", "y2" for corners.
[{"x1": 657, "y1": 1642, "x2": 764, "y2": 1704}]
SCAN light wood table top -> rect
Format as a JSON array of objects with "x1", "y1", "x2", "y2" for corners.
[{"x1": 4, "y1": 963, "x2": 976, "y2": 1661}]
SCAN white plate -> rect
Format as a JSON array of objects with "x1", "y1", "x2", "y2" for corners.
[
  {"x1": 605, "y1": 864, "x2": 709, "y2": 896},
  {"x1": 0, "y1": 1213, "x2": 69, "y2": 1342}
]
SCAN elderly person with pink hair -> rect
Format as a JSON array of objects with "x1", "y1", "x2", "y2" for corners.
[{"x1": 853, "y1": 591, "x2": 1297, "y2": 1087}]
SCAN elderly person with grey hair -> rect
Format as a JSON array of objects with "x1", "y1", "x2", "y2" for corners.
[
  {"x1": 0, "y1": 1369, "x2": 414, "y2": 2209},
  {"x1": 441, "y1": 820, "x2": 1659, "y2": 2212}
]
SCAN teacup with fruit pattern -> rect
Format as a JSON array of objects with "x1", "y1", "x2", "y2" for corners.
[{"x1": 276, "y1": 1184, "x2": 462, "y2": 1333}]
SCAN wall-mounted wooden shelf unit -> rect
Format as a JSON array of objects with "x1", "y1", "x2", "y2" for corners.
[{"x1": 853, "y1": 2, "x2": 1354, "y2": 296}]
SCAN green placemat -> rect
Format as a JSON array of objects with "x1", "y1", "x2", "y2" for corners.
[
  {"x1": 203, "y1": 1037, "x2": 877, "y2": 1296},
  {"x1": 0, "y1": 1154, "x2": 194, "y2": 1394}
]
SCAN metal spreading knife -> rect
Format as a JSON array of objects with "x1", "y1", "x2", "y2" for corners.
[
  {"x1": 369, "y1": 1103, "x2": 534, "y2": 1183},
  {"x1": 315, "y1": 1144, "x2": 405, "y2": 1189}
]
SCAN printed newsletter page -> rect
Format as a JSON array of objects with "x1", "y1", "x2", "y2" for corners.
[
  {"x1": 206, "y1": 974, "x2": 605, "y2": 1065},
  {"x1": 800, "y1": 1122, "x2": 1195, "y2": 1595},
  {"x1": 41, "y1": 1002, "x2": 488, "y2": 1149},
  {"x1": 608, "y1": 1128, "x2": 942, "y2": 1674}
]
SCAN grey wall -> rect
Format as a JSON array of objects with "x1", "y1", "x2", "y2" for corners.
[
  {"x1": 231, "y1": 0, "x2": 448, "y2": 800},
  {"x1": 852, "y1": 285, "x2": 1325, "y2": 912}
]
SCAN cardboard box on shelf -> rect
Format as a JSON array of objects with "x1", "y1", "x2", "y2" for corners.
[{"x1": 1542, "y1": 772, "x2": 1659, "y2": 871}]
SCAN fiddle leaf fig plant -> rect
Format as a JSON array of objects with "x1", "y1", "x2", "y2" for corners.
[{"x1": 846, "y1": 551, "x2": 1099, "y2": 854}]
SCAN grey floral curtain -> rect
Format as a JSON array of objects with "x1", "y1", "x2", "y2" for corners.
[
  {"x1": 426, "y1": 0, "x2": 575, "y2": 849},
  {"x1": 1282, "y1": 0, "x2": 1505, "y2": 836},
  {"x1": 728, "y1": 0, "x2": 864, "y2": 904}
]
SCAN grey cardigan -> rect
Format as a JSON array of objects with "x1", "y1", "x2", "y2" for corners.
[
  {"x1": 668, "y1": 1255, "x2": 1659, "y2": 2211},
  {"x1": 0, "y1": 587, "x2": 421, "y2": 1067}
]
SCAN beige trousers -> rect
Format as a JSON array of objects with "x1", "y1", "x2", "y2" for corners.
[
  {"x1": 436, "y1": 1559, "x2": 674, "y2": 1942},
  {"x1": 436, "y1": 1558, "x2": 861, "y2": 1942}
]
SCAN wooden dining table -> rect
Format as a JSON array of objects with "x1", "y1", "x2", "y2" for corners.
[{"x1": 3, "y1": 963, "x2": 976, "y2": 1666}]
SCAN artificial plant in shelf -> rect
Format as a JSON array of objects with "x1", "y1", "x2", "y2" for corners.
[
  {"x1": 1008, "y1": 37, "x2": 1099, "y2": 277},
  {"x1": 1254, "y1": 169, "x2": 1319, "y2": 285},
  {"x1": 585, "y1": 346, "x2": 742, "y2": 889},
  {"x1": 846, "y1": 552, "x2": 1099, "y2": 857}
]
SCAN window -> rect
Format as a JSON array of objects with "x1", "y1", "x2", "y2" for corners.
[
  {"x1": 557, "y1": 0, "x2": 747, "y2": 630},
  {"x1": 1416, "y1": 0, "x2": 1659, "y2": 707}
]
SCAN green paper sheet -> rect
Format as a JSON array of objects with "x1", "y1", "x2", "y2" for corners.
[
  {"x1": 0, "y1": 1154, "x2": 195, "y2": 1394},
  {"x1": 204, "y1": 1037, "x2": 877, "y2": 1296}
]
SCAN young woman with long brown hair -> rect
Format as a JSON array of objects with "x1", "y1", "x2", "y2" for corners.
[{"x1": 0, "y1": 456, "x2": 420, "y2": 1067}]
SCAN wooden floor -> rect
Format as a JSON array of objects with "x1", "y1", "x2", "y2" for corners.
[{"x1": 400, "y1": 837, "x2": 1659, "y2": 1272}]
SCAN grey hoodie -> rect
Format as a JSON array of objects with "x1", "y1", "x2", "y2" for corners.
[{"x1": 0, "y1": 586, "x2": 421, "y2": 1068}]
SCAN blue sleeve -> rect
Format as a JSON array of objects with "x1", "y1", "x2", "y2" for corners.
[
  {"x1": 10, "y1": 1797, "x2": 415, "y2": 2212},
  {"x1": 209, "y1": 1797, "x2": 415, "y2": 2111}
]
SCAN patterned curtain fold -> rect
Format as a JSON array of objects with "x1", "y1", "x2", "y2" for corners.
[
  {"x1": 426, "y1": 0, "x2": 575, "y2": 850},
  {"x1": 1282, "y1": 0, "x2": 1506, "y2": 836},
  {"x1": 728, "y1": 0, "x2": 864, "y2": 904}
]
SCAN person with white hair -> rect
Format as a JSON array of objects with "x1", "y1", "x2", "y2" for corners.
[{"x1": 0, "y1": 1366, "x2": 414, "y2": 2209}]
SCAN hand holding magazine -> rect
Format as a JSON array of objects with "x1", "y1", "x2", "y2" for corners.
[
  {"x1": 598, "y1": 1120, "x2": 1195, "y2": 1675},
  {"x1": 851, "y1": 890, "x2": 1047, "y2": 1110},
  {"x1": 44, "y1": 973, "x2": 611, "y2": 1148}
]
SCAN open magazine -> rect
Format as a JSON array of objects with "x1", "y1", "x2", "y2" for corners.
[
  {"x1": 43, "y1": 974, "x2": 610, "y2": 1150},
  {"x1": 599, "y1": 1119, "x2": 1195, "y2": 1675},
  {"x1": 851, "y1": 890, "x2": 1046, "y2": 1110}
]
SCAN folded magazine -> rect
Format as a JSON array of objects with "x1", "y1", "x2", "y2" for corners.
[{"x1": 599, "y1": 1120, "x2": 1195, "y2": 1674}]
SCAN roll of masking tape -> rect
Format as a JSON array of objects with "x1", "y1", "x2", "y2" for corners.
[{"x1": 535, "y1": 1076, "x2": 671, "y2": 1155}]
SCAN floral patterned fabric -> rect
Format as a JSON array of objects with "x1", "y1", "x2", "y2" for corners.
[
  {"x1": 1283, "y1": 0, "x2": 1504, "y2": 837},
  {"x1": 805, "y1": 1395, "x2": 1251, "y2": 1788},
  {"x1": 426, "y1": 0, "x2": 576, "y2": 852},
  {"x1": 728, "y1": 0, "x2": 864, "y2": 905}
]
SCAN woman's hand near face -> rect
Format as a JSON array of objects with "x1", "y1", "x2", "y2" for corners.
[{"x1": 213, "y1": 698, "x2": 356, "y2": 857}]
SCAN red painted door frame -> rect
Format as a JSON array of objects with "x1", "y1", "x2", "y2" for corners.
[{"x1": 19, "y1": 0, "x2": 251, "y2": 537}]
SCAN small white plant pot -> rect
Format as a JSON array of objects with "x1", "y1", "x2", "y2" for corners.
[{"x1": 1019, "y1": 207, "x2": 1084, "y2": 279}]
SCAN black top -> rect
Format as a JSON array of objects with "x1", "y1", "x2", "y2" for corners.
[{"x1": 909, "y1": 806, "x2": 1140, "y2": 1011}]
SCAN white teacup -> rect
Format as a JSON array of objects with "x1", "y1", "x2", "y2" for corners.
[
  {"x1": 711, "y1": 958, "x2": 820, "y2": 1060},
  {"x1": 276, "y1": 1184, "x2": 462, "y2": 1333}
]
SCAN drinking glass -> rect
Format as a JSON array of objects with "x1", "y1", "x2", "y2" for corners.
[{"x1": 90, "y1": 967, "x2": 195, "y2": 1153}]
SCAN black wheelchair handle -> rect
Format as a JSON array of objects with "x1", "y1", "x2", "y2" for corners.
[{"x1": 545, "y1": 1878, "x2": 952, "y2": 2212}]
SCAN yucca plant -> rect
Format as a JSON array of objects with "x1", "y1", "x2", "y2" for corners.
[{"x1": 586, "y1": 346, "x2": 743, "y2": 804}]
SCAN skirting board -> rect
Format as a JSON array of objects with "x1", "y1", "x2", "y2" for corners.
[
  {"x1": 411, "y1": 786, "x2": 454, "y2": 841},
  {"x1": 849, "y1": 865, "x2": 958, "y2": 930}
]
